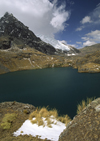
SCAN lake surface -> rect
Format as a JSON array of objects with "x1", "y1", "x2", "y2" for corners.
[{"x1": 0, "y1": 67, "x2": 100, "y2": 118}]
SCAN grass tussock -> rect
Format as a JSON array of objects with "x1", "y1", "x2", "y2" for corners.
[
  {"x1": 29, "y1": 107, "x2": 71, "y2": 128},
  {"x1": 58, "y1": 114, "x2": 71, "y2": 126},
  {"x1": 77, "y1": 97, "x2": 95, "y2": 114},
  {"x1": 0, "y1": 113, "x2": 17, "y2": 130}
]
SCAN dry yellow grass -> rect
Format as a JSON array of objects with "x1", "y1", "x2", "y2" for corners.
[
  {"x1": 29, "y1": 110, "x2": 38, "y2": 120},
  {"x1": 49, "y1": 109, "x2": 58, "y2": 118},
  {"x1": 77, "y1": 97, "x2": 95, "y2": 114},
  {"x1": 29, "y1": 107, "x2": 71, "y2": 128},
  {"x1": 0, "y1": 113, "x2": 17, "y2": 130},
  {"x1": 39, "y1": 108, "x2": 49, "y2": 118},
  {"x1": 58, "y1": 114, "x2": 71, "y2": 126}
]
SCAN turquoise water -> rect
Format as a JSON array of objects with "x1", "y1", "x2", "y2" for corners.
[{"x1": 0, "y1": 67, "x2": 100, "y2": 118}]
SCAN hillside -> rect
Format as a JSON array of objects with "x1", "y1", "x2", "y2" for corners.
[
  {"x1": 0, "y1": 45, "x2": 66, "y2": 74},
  {"x1": 80, "y1": 43, "x2": 100, "y2": 55},
  {"x1": 73, "y1": 50, "x2": 100, "y2": 73}
]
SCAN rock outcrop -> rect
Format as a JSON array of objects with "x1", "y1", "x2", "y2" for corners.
[{"x1": 59, "y1": 98, "x2": 100, "y2": 141}]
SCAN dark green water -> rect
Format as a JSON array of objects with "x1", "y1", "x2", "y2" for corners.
[{"x1": 0, "y1": 67, "x2": 100, "y2": 118}]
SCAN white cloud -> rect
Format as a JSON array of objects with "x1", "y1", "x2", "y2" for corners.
[
  {"x1": 82, "y1": 30, "x2": 100, "y2": 47},
  {"x1": 0, "y1": 0, "x2": 71, "y2": 37},
  {"x1": 50, "y1": 4, "x2": 70, "y2": 31},
  {"x1": 83, "y1": 30, "x2": 100, "y2": 42},
  {"x1": 76, "y1": 27, "x2": 82, "y2": 31},
  {"x1": 76, "y1": 4, "x2": 100, "y2": 32},
  {"x1": 76, "y1": 42, "x2": 82, "y2": 44},
  {"x1": 76, "y1": 26, "x2": 84, "y2": 31},
  {"x1": 86, "y1": 30, "x2": 100, "y2": 38},
  {"x1": 81, "y1": 16, "x2": 92, "y2": 24},
  {"x1": 83, "y1": 40, "x2": 96, "y2": 47}
]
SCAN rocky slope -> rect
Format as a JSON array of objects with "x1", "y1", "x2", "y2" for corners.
[
  {"x1": 0, "y1": 12, "x2": 56, "y2": 55},
  {"x1": 59, "y1": 98, "x2": 100, "y2": 141}
]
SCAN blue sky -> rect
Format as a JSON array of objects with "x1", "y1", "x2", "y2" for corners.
[
  {"x1": 55, "y1": 0, "x2": 100, "y2": 48},
  {"x1": 0, "y1": 0, "x2": 100, "y2": 48}
]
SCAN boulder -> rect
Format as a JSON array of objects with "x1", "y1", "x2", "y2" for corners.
[{"x1": 59, "y1": 98, "x2": 100, "y2": 141}]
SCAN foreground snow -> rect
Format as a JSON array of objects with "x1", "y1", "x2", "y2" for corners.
[{"x1": 13, "y1": 118, "x2": 66, "y2": 141}]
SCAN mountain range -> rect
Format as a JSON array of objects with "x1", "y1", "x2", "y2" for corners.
[{"x1": 0, "y1": 12, "x2": 100, "y2": 74}]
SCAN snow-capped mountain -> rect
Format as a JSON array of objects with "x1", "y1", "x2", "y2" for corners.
[
  {"x1": 36, "y1": 34, "x2": 70, "y2": 51},
  {"x1": 36, "y1": 34, "x2": 80, "y2": 55}
]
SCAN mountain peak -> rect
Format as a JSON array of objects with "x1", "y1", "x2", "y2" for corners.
[
  {"x1": 0, "y1": 12, "x2": 56, "y2": 55},
  {"x1": 4, "y1": 12, "x2": 13, "y2": 17}
]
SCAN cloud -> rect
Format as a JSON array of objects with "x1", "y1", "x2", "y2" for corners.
[
  {"x1": 67, "y1": 0, "x2": 74, "y2": 5},
  {"x1": 86, "y1": 30, "x2": 100, "y2": 39},
  {"x1": 82, "y1": 30, "x2": 100, "y2": 47},
  {"x1": 83, "y1": 40, "x2": 96, "y2": 47},
  {"x1": 0, "y1": 0, "x2": 71, "y2": 37},
  {"x1": 82, "y1": 30, "x2": 100, "y2": 42},
  {"x1": 81, "y1": 16, "x2": 92, "y2": 24},
  {"x1": 50, "y1": 4, "x2": 70, "y2": 31},
  {"x1": 76, "y1": 42, "x2": 82, "y2": 44},
  {"x1": 76, "y1": 3, "x2": 100, "y2": 31},
  {"x1": 76, "y1": 26, "x2": 84, "y2": 31}
]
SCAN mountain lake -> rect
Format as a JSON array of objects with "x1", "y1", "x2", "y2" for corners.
[{"x1": 0, "y1": 67, "x2": 100, "y2": 118}]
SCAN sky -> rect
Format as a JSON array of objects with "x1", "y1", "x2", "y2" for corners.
[{"x1": 0, "y1": 0, "x2": 100, "y2": 48}]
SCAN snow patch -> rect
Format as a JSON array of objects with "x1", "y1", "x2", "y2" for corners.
[{"x1": 13, "y1": 118, "x2": 66, "y2": 141}]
